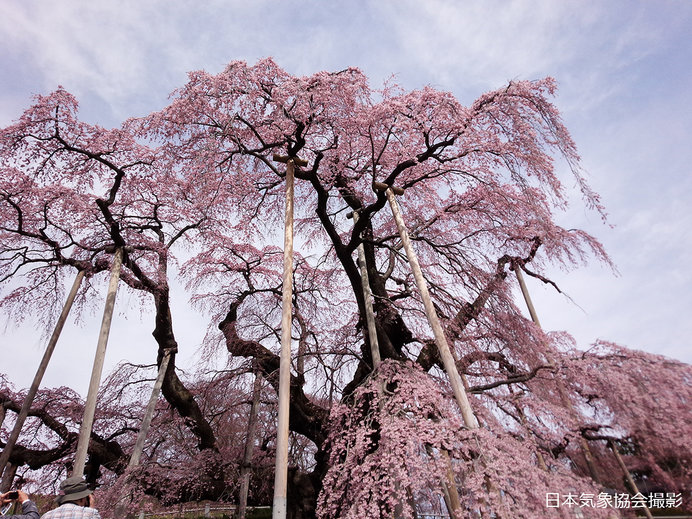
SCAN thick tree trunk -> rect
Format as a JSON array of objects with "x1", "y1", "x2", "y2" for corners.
[
  {"x1": 219, "y1": 299, "x2": 328, "y2": 447},
  {"x1": 153, "y1": 290, "x2": 217, "y2": 452},
  {"x1": 151, "y1": 288, "x2": 225, "y2": 499}
]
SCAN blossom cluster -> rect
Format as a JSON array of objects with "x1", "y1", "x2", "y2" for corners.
[{"x1": 546, "y1": 492, "x2": 683, "y2": 509}]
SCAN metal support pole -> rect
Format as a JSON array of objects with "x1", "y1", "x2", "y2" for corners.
[
  {"x1": 73, "y1": 248, "x2": 124, "y2": 476},
  {"x1": 272, "y1": 154, "x2": 306, "y2": 519},
  {"x1": 376, "y1": 183, "x2": 478, "y2": 430},
  {"x1": 0, "y1": 269, "x2": 85, "y2": 488},
  {"x1": 351, "y1": 210, "x2": 381, "y2": 369}
]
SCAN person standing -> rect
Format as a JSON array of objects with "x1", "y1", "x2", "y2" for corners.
[
  {"x1": 0, "y1": 490, "x2": 39, "y2": 519},
  {"x1": 42, "y1": 477, "x2": 101, "y2": 519}
]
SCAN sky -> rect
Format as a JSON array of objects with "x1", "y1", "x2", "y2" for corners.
[{"x1": 0, "y1": 0, "x2": 690, "y2": 396}]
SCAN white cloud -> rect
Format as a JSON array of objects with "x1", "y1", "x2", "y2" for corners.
[{"x1": 1, "y1": 0, "x2": 691, "y2": 395}]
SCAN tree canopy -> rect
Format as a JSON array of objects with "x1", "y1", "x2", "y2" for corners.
[{"x1": 1, "y1": 58, "x2": 690, "y2": 518}]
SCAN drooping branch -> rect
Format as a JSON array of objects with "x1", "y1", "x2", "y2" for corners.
[
  {"x1": 152, "y1": 289, "x2": 218, "y2": 452},
  {"x1": 416, "y1": 237, "x2": 543, "y2": 373},
  {"x1": 0, "y1": 394, "x2": 127, "y2": 476},
  {"x1": 468, "y1": 364, "x2": 554, "y2": 394}
]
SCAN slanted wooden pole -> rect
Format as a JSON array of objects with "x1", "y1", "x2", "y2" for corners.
[
  {"x1": 609, "y1": 439, "x2": 654, "y2": 519},
  {"x1": 423, "y1": 445, "x2": 462, "y2": 519},
  {"x1": 376, "y1": 182, "x2": 477, "y2": 517},
  {"x1": 114, "y1": 348, "x2": 175, "y2": 519},
  {"x1": 375, "y1": 182, "x2": 478, "y2": 429},
  {"x1": 73, "y1": 248, "x2": 124, "y2": 477},
  {"x1": 0, "y1": 269, "x2": 85, "y2": 488},
  {"x1": 350, "y1": 210, "x2": 381, "y2": 369},
  {"x1": 514, "y1": 267, "x2": 601, "y2": 482},
  {"x1": 272, "y1": 154, "x2": 306, "y2": 519},
  {"x1": 352, "y1": 209, "x2": 455, "y2": 516},
  {"x1": 514, "y1": 266, "x2": 541, "y2": 327},
  {"x1": 442, "y1": 453, "x2": 462, "y2": 519},
  {"x1": 237, "y1": 371, "x2": 263, "y2": 519},
  {"x1": 0, "y1": 463, "x2": 17, "y2": 494},
  {"x1": 127, "y1": 348, "x2": 174, "y2": 469}
]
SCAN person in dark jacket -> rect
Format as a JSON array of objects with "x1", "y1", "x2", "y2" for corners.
[{"x1": 0, "y1": 490, "x2": 39, "y2": 519}]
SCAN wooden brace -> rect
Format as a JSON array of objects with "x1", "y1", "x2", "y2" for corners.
[
  {"x1": 272, "y1": 153, "x2": 308, "y2": 167},
  {"x1": 373, "y1": 181, "x2": 405, "y2": 195}
]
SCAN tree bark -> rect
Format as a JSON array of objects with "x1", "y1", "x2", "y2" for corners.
[{"x1": 0, "y1": 464, "x2": 16, "y2": 493}]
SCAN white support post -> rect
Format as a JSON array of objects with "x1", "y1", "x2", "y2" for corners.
[
  {"x1": 113, "y1": 349, "x2": 174, "y2": 519},
  {"x1": 73, "y1": 247, "x2": 124, "y2": 477},
  {"x1": 377, "y1": 183, "x2": 478, "y2": 430},
  {"x1": 0, "y1": 269, "x2": 85, "y2": 487}
]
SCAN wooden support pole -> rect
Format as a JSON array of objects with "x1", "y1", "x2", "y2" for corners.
[
  {"x1": 272, "y1": 155, "x2": 304, "y2": 519},
  {"x1": 377, "y1": 184, "x2": 478, "y2": 430},
  {"x1": 514, "y1": 266, "x2": 541, "y2": 328},
  {"x1": 351, "y1": 209, "x2": 437, "y2": 515},
  {"x1": 114, "y1": 348, "x2": 174, "y2": 519},
  {"x1": 0, "y1": 463, "x2": 16, "y2": 495},
  {"x1": 73, "y1": 248, "x2": 124, "y2": 477},
  {"x1": 514, "y1": 267, "x2": 601, "y2": 482},
  {"x1": 237, "y1": 371, "x2": 263, "y2": 519},
  {"x1": 379, "y1": 183, "x2": 486, "y2": 514},
  {"x1": 377, "y1": 182, "x2": 483, "y2": 516},
  {"x1": 127, "y1": 349, "x2": 174, "y2": 469},
  {"x1": 351, "y1": 210, "x2": 381, "y2": 369},
  {"x1": 425, "y1": 445, "x2": 462, "y2": 519},
  {"x1": 609, "y1": 440, "x2": 654, "y2": 519},
  {"x1": 0, "y1": 269, "x2": 85, "y2": 488},
  {"x1": 273, "y1": 154, "x2": 308, "y2": 168}
]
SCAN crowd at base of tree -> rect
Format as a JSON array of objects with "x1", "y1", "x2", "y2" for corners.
[{"x1": 1, "y1": 58, "x2": 690, "y2": 518}]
